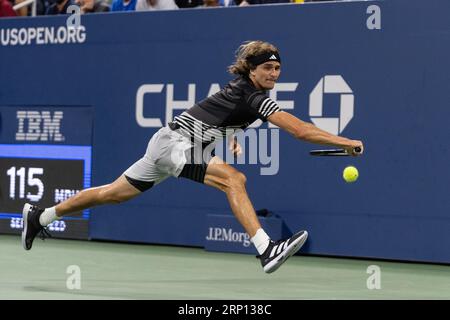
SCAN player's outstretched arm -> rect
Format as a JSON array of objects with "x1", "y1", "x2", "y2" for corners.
[{"x1": 267, "y1": 111, "x2": 364, "y2": 155}]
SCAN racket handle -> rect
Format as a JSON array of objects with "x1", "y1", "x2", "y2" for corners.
[{"x1": 354, "y1": 146, "x2": 362, "y2": 154}]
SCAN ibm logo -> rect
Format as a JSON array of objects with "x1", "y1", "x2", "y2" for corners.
[{"x1": 16, "y1": 111, "x2": 65, "y2": 142}]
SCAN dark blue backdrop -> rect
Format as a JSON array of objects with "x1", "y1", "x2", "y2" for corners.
[{"x1": 1, "y1": 0, "x2": 449, "y2": 263}]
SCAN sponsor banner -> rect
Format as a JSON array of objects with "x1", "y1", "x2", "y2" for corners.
[
  {"x1": 0, "y1": 106, "x2": 93, "y2": 145},
  {"x1": 2, "y1": 1, "x2": 450, "y2": 263},
  {"x1": 205, "y1": 214, "x2": 282, "y2": 254},
  {"x1": 0, "y1": 26, "x2": 86, "y2": 47}
]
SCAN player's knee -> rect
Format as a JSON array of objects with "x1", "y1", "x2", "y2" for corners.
[
  {"x1": 236, "y1": 171, "x2": 247, "y2": 185},
  {"x1": 227, "y1": 171, "x2": 247, "y2": 190}
]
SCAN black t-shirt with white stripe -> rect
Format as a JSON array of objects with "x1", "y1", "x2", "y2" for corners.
[{"x1": 172, "y1": 75, "x2": 281, "y2": 143}]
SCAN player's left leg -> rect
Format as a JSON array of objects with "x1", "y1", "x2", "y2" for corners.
[
  {"x1": 203, "y1": 156, "x2": 261, "y2": 238},
  {"x1": 202, "y1": 156, "x2": 308, "y2": 273}
]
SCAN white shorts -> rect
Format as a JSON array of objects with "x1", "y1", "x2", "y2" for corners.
[{"x1": 124, "y1": 126, "x2": 193, "y2": 186}]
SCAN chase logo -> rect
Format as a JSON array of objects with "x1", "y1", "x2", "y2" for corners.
[
  {"x1": 309, "y1": 75, "x2": 354, "y2": 135},
  {"x1": 16, "y1": 111, "x2": 65, "y2": 142}
]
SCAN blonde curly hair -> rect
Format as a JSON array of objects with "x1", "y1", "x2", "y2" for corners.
[{"x1": 228, "y1": 40, "x2": 280, "y2": 76}]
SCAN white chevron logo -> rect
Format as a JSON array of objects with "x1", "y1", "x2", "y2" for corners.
[
  {"x1": 269, "y1": 54, "x2": 277, "y2": 60},
  {"x1": 309, "y1": 75, "x2": 354, "y2": 135}
]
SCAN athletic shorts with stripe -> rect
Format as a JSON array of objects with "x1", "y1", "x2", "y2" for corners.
[{"x1": 123, "y1": 126, "x2": 213, "y2": 191}]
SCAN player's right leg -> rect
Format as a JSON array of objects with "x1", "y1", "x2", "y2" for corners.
[
  {"x1": 56, "y1": 175, "x2": 143, "y2": 216},
  {"x1": 22, "y1": 174, "x2": 143, "y2": 251},
  {"x1": 22, "y1": 127, "x2": 179, "y2": 251}
]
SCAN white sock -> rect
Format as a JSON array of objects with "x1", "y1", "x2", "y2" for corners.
[
  {"x1": 39, "y1": 207, "x2": 59, "y2": 227},
  {"x1": 251, "y1": 228, "x2": 271, "y2": 255}
]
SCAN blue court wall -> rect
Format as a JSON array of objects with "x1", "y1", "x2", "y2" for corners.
[{"x1": 1, "y1": 0, "x2": 449, "y2": 264}]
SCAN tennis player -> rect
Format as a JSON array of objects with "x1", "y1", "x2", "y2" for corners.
[{"x1": 22, "y1": 40, "x2": 363, "y2": 273}]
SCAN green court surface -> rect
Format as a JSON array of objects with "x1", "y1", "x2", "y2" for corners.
[{"x1": 1, "y1": 234, "x2": 449, "y2": 300}]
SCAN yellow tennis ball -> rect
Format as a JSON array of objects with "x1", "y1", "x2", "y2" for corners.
[{"x1": 343, "y1": 166, "x2": 359, "y2": 183}]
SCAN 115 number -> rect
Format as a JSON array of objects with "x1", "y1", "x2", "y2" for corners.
[{"x1": 6, "y1": 166, "x2": 44, "y2": 202}]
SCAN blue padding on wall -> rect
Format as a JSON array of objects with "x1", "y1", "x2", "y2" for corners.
[{"x1": 1, "y1": 0, "x2": 449, "y2": 263}]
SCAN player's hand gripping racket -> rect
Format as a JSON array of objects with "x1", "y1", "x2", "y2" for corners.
[{"x1": 310, "y1": 146, "x2": 362, "y2": 156}]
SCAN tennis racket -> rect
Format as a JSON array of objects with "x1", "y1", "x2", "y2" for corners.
[{"x1": 310, "y1": 146, "x2": 362, "y2": 156}]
